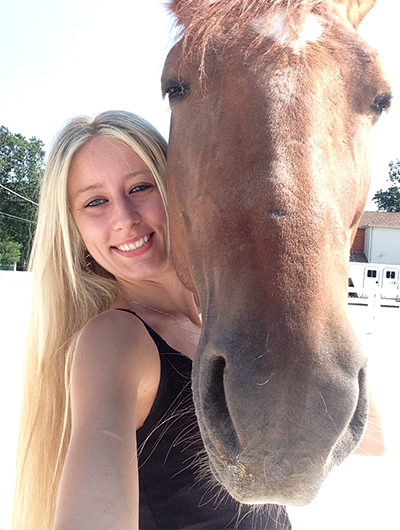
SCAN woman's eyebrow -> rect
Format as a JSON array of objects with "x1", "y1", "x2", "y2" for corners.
[
  {"x1": 73, "y1": 183, "x2": 104, "y2": 198},
  {"x1": 73, "y1": 169, "x2": 153, "y2": 198}
]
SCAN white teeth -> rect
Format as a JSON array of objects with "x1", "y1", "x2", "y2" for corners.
[{"x1": 117, "y1": 234, "x2": 150, "y2": 252}]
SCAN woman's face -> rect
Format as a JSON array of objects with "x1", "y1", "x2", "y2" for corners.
[{"x1": 68, "y1": 137, "x2": 170, "y2": 284}]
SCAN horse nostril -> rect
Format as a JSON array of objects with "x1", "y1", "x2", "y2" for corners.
[
  {"x1": 203, "y1": 356, "x2": 241, "y2": 457},
  {"x1": 206, "y1": 357, "x2": 227, "y2": 415},
  {"x1": 347, "y1": 367, "x2": 368, "y2": 441}
]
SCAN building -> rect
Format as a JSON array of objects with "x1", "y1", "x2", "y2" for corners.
[{"x1": 351, "y1": 211, "x2": 400, "y2": 265}]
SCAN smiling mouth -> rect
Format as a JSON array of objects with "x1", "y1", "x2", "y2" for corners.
[{"x1": 115, "y1": 233, "x2": 153, "y2": 252}]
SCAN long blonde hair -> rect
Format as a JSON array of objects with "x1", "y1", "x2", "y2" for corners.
[{"x1": 11, "y1": 111, "x2": 168, "y2": 530}]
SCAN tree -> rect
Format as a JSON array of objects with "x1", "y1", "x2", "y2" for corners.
[
  {"x1": 372, "y1": 159, "x2": 400, "y2": 212},
  {"x1": 0, "y1": 239, "x2": 21, "y2": 267},
  {"x1": 0, "y1": 126, "x2": 45, "y2": 269}
]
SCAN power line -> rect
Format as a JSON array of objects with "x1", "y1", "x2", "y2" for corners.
[
  {"x1": 0, "y1": 182, "x2": 38, "y2": 206},
  {"x1": 0, "y1": 210, "x2": 36, "y2": 224}
]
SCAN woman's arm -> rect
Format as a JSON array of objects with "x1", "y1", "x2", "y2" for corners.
[
  {"x1": 53, "y1": 310, "x2": 160, "y2": 530},
  {"x1": 354, "y1": 389, "x2": 385, "y2": 456}
]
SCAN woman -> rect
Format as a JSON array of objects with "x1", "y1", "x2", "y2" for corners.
[{"x1": 11, "y1": 110, "x2": 292, "y2": 530}]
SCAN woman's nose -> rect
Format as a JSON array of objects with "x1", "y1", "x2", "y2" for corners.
[{"x1": 111, "y1": 197, "x2": 140, "y2": 230}]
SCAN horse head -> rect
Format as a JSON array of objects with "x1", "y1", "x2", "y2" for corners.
[{"x1": 162, "y1": 0, "x2": 391, "y2": 506}]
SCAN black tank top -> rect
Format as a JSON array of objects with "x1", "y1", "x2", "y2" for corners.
[{"x1": 118, "y1": 310, "x2": 291, "y2": 530}]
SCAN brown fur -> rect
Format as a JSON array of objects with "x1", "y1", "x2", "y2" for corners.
[{"x1": 163, "y1": 0, "x2": 390, "y2": 508}]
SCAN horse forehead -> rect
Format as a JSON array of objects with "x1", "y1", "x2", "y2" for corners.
[{"x1": 251, "y1": 10, "x2": 324, "y2": 51}]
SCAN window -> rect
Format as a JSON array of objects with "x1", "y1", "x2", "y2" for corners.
[
  {"x1": 367, "y1": 270, "x2": 377, "y2": 278},
  {"x1": 386, "y1": 271, "x2": 396, "y2": 279}
]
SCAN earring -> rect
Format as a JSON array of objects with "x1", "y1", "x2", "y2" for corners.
[{"x1": 85, "y1": 251, "x2": 93, "y2": 269}]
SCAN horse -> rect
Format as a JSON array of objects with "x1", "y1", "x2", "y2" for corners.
[{"x1": 162, "y1": 0, "x2": 391, "y2": 507}]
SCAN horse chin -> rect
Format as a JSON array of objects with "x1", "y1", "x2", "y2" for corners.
[
  {"x1": 205, "y1": 448, "x2": 323, "y2": 507},
  {"x1": 203, "y1": 415, "x2": 365, "y2": 507},
  {"x1": 194, "y1": 361, "x2": 368, "y2": 507}
]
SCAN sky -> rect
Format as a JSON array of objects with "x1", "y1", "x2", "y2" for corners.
[{"x1": 1, "y1": 0, "x2": 399, "y2": 209}]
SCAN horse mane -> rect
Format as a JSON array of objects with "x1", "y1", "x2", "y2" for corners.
[
  {"x1": 167, "y1": 0, "x2": 374, "y2": 67},
  {"x1": 169, "y1": 1, "x2": 323, "y2": 46},
  {"x1": 167, "y1": 0, "x2": 329, "y2": 77},
  {"x1": 169, "y1": 0, "x2": 324, "y2": 29}
]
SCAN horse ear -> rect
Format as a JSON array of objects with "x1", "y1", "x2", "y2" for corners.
[
  {"x1": 333, "y1": 0, "x2": 377, "y2": 29},
  {"x1": 168, "y1": 0, "x2": 181, "y2": 11},
  {"x1": 167, "y1": 0, "x2": 193, "y2": 26}
]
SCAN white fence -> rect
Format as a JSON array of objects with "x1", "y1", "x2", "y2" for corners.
[
  {"x1": 348, "y1": 287, "x2": 400, "y2": 309},
  {"x1": 348, "y1": 262, "x2": 400, "y2": 309}
]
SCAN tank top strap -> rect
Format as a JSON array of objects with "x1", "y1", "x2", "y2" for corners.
[{"x1": 115, "y1": 308, "x2": 179, "y2": 354}]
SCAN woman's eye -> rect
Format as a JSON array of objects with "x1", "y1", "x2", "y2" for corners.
[
  {"x1": 85, "y1": 198, "x2": 106, "y2": 208},
  {"x1": 130, "y1": 184, "x2": 153, "y2": 194}
]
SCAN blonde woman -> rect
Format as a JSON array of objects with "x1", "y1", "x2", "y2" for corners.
[{"x1": 11, "y1": 111, "x2": 293, "y2": 530}]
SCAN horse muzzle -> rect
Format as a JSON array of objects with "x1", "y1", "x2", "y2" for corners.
[{"x1": 192, "y1": 330, "x2": 368, "y2": 506}]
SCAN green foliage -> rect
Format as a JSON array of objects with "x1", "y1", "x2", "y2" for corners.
[
  {"x1": 0, "y1": 126, "x2": 45, "y2": 269},
  {"x1": 372, "y1": 159, "x2": 400, "y2": 212},
  {"x1": 0, "y1": 238, "x2": 21, "y2": 265}
]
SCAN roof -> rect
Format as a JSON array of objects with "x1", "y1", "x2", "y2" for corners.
[{"x1": 359, "y1": 211, "x2": 400, "y2": 228}]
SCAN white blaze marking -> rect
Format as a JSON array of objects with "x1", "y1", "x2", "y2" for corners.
[
  {"x1": 251, "y1": 10, "x2": 323, "y2": 50},
  {"x1": 302, "y1": 14, "x2": 324, "y2": 44}
]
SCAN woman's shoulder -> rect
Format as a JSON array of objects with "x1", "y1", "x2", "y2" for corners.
[
  {"x1": 72, "y1": 308, "x2": 160, "y2": 391},
  {"x1": 79, "y1": 308, "x2": 152, "y2": 352},
  {"x1": 83, "y1": 307, "x2": 142, "y2": 332}
]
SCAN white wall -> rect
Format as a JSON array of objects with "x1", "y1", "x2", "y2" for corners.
[
  {"x1": 365, "y1": 227, "x2": 400, "y2": 264},
  {"x1": 0, "y1": 271, "x2": 32, "y2": 530}
]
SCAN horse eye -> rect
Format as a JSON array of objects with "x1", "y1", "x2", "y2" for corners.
[
  {"x1": 371, "y1": 93, "x2": 392, "y2": 115},
  {"x1": 163, "y1": 80, "x2": 191, "y2": 102}
]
